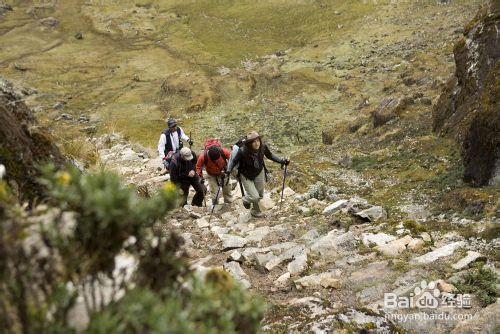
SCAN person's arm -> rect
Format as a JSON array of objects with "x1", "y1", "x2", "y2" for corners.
[
  {"x1": 158, "y1": 133, "x2": 166, "y2": 159},
  {"x1": 195, "y1": 152, "x2": 204, "y2": 177},
  {"x1": 227, "y1": 147, "x2": 241, "y2": 173},
  {"x1": 263, "y1": 144, "x2": 285, "y2": 164},
  {"x1": 222, "y1": 148, "x2": 231, "y2": 160}
]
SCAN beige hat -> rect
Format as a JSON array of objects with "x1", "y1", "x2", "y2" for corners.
[
  {"x1": 180, "y1": 147, "x2": 193, "y2": 160},
  {"x1": 246, "y1": 131, "x2": 260, "y2": 142}
]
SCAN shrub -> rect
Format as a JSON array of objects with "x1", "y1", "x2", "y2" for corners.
[{"x1": 455, "y1": 264, "x2": 498, "y2": 307}]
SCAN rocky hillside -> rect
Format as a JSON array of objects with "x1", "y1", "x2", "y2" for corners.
[
  {"x1": 0, "y1": 76, "x2": 64, "y2": 201},
  {"x1": 0, "y1": 0, "x2": 498, "y2": 333},
  {"x1": 433, "y1": 1, "x2": 499, "y2": 187}
]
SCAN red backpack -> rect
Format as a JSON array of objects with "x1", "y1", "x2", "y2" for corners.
[{"x1": 203, "y1": 139, "x2": 226, "y2": 163}]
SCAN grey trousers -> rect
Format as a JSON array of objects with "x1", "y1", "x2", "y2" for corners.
[
  {"x1": 206, "y1": 174, "x2": 232, "y2": 204},
  {"x1": 240, "y1": 170, "x2": 265, "y2": 214}
]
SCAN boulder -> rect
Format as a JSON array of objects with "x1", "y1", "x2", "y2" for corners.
[
  {"x1": 362, "y1": 233, "x2": 396, "y2": 247},
  {"x1": 452, "y1": 250, "x2": 485, "y2": 270},
  {"x1": 322, "y1": 199, "x2": 349, "y2": 215},
  {"x1": 354, "y1": 206, "x2": 387, "y2": 222},
  {"x1": 310, "y1": 231, "x2": 356, "y2": 256},
  {"x1": 223, "y1": 261, "x2": 251, "y2": 288},
  {"x1": 294, "y1": 271, "x2": 342, "y2": 289},
  {"x1": 287, "y1": 253, "x2": 308, "y2": 276},
  {"x1": 196, "y1": 217, "x2": 210, "y2": 228},
  {"x1": 407, "y1": 238, "x2": 425, "y2": 251},
  {"x1": 218, "y1": 234, "x2": 247, "y2": 250},
  {"x1": 274, "y1": 272, "x2": 291, "y2": 288},
  {"x1": 375, "y1": 235, "x2": 412, "y2": 257},
  {"x1": 411, "y1": 241, "x2": 465, "y2": 264}
]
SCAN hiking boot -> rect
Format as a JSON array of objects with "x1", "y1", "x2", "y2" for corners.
[
  {"x1": 251, "y1": 211, "x2": 264, "y2": 218},
  {"x1": 242, "y1": 198, "x2": 251, "y2": 209}
]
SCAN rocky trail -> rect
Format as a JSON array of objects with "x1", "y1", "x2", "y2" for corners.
[{"x1": 93, "y1": 133, "x2": 498, "y2": 333}]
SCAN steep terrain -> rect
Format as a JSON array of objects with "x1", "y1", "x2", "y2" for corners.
[
  {"x1": 433, "y1": 0, "x2": 499, "y2": 187},
  {"x1": 0, "y1": 76, "x2": 64, "y2": 201}
]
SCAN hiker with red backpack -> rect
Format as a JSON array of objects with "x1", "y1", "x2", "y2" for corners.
[
  {"x1": 157, "y1": 118, "x2": 193, "y2": 170},
  {"x1": 226, "y1": 131, "x2": 289, "y2": 218},
  {"x1": 196, "y1": 139, "x2": 233, "y2": 205},
  {"x1": 169, "y1": 147, "x2": 204, "y2": 207}
]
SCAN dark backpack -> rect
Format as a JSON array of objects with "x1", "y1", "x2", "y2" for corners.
[{"x1": 162, "y1": 127, "x2": 183, "y2": 156}]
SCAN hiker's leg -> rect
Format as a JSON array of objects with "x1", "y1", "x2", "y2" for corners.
[
  {"x1": 241, "y1": 175, "x2": 259, "y2": 208},
  {"x1": 191, "y1": 177, "x2": 205, "y2": 207},
  {"x1": 206, "y1": 175, "x2": 219, "y2": 204},
  {"x1": 222, "y1": 181, "x2": 233, "y2": 203},
  {"x1": 177, "y1": 182, "x2": 189, "y2": 207},
  {"x1": 254, "y1": 170, "x2": 265, "y2": 199},
  {"x1": 249, "y1": 170, "x2": 266, "y2": 216}
]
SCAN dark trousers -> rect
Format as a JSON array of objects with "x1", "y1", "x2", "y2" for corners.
[{"x1": 176, "y1": 177, "x2": 205, "y2": 207}]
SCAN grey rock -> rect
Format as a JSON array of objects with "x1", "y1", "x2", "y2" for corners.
[
  {"x1": 223, "y1": 261, "x2": 251, "y2": 288},
  {"x1": 354, "y1": 206, "x2": 387, "y2": 222},
  {"x1": 218, "y1": 234, "x2": 247, "y2": 250},
  {"x1": 452, "y1": 251, "x2": 485, "y2": 270},
  {"x1": 411, "y1": 241, "x2": 465, "y2": 264},
  {"x1": 322, "y1": 199, "x2": 349, "y2": 215}
]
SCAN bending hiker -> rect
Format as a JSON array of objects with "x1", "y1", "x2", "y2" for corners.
[
  {"x1": 170, "y1": 147, "x2": 204, "y2": 207},
  {"x1": 226, "y1": 131, "x2": 289, "y2": 218},
  {"x1": 196, "y1": 139, "x2": 233, "y2": 205},
  {"x1": 157, "y1": 118, "x2": 193, "y2": 170}
]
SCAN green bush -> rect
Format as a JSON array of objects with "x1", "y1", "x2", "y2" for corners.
[
  {"x1": 88, "y1": 270, "x2": 266, "y2": 334},
  {"x1": 0, "y1": 166, "x2": 265, "y2": 333},
  {"x1": 456, "y1": 264, "x2": 498, "y2": 307}
]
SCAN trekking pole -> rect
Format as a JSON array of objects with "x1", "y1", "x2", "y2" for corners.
[
  {"x1": 279, "y1": 163, "x2": 288, "y2": 210},
  {"x1": 189, "y1": 131, "x2": 193, "y2": 148},
  {"x1": 208, "y1": 175, "x2": 223, "y2": 224}
]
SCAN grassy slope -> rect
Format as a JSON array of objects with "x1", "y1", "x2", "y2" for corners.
[{"x1": 0, "y1": 0, "x2": 497, "y2": 223}]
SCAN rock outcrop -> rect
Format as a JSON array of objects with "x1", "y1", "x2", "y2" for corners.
[
  {"x1": 0, "y1": 77, "x2": 64, "y2": 201},
  {"x1": 432, "y1": 1, "x2": 499, "y2": 186}
]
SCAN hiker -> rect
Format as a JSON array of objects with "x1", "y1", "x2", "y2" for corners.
[
  {"x1": 226, "y1": 131, "x2": 289, "y2": 218},
  {"x1": 196, "y1": 140, "x2": 233, "y2": 205},
  {"x1": 169, "y1": 147, "x2": 204, "y2": 207},
  {"x1": 157, "y1": 118, "x2": 193, "y2": 170}
]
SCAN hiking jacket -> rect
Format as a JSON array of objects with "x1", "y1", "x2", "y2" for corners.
[
  {"x1": 157, "y1": 127, "x2": 190, "y2": 159},
  {"x1": 196, "y1": 148, "x2": 231, "y2": 177},
  {"x1": 169, "y1": 151, "x2": 198, "y2": 184},
  {"x1": 228, "y1": 144, "x2": 284, "y2": 180}
]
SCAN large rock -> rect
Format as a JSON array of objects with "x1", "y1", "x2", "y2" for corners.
[
  {"x1": 354, "y1": 206, "x2": 387, "y2": 222},
  {"x1": 287, "y1": 252, "x2": 308, "y2": 276},
  {"x1": 322, "y1": 199, "x2": 349, "y2": 215},
  {"x1": 362, "y1": 233, "x2": 396, "y2": 247},
  {"x1": 223, "y1": 261, "x2": 251, "y2": 288},
  {"x1": 452, "y1": 250, "x2": 485, "y2": 270},
  {"x1": 294, "y1": 271, "x2": 342, "y2": 289},
  {"x1": 411, "y1": 241, "x2": 465, "y2": 264},
  {"x1": 432, "y1": 1, "x2": 499, "y2": 186},
  {"x1": 0, "y1": 77, "x2": 64, "y2": 202},
  {"x1": 310, "y1": 231, "x2": 357, "y2": 256},
  {"x1": 375, "y1": 235, "x2": 412, "y2": 257},
  {"x1": 451, "y1": 299, "x2": 499, "y2": 334},
  {"x1": 218, "y1": 234, "x2": 247, "y2": 250}
]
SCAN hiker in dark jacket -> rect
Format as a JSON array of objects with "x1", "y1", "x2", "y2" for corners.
[
  {"x1": 170, "y1": 147, "x2": 204, "y2": 207},
  {"x1": 227, "y1": 131, "x2": 289, "y2": 218},
  {"x1": 157, "y1": 118, "x2": 193, "y2": 170}
]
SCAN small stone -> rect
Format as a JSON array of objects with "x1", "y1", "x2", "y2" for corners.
[
  {"x1": 275, "y1": 272, "x2": 291, "y2": 287},
  {"x1": 196, "y1": 217, "x2": 210, "y2": 228},
  {"x1": 228, "y1": 250, "x2": 242, "y2": 262},
  {"x1": 407, "y1": 238, "x2": 425, "y2": 251},
  {"x1": 421, "y1": 232, "x2": 432, "y2": 242},
  {"x1": 39, "y1": 17, "x2": 59, "y2": 28},
  {"x1": 259, "y1": 193, "x2": 276, "y2": 210},
  {"x1": 223, "y1": 261, "x2": 251, "y2": 288},
  {"x1": 282, "y1": 187, "x2": 295, "y2": 198},
  {"x1": 74, "y1": 32, "x2": 83, "y2": 40},
  {"x1": 435, "y1": 279, "x2": 456, "y2": 293},
  {"x1": 295, "y1": 271, "x2": 342, "y2": 289}
]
